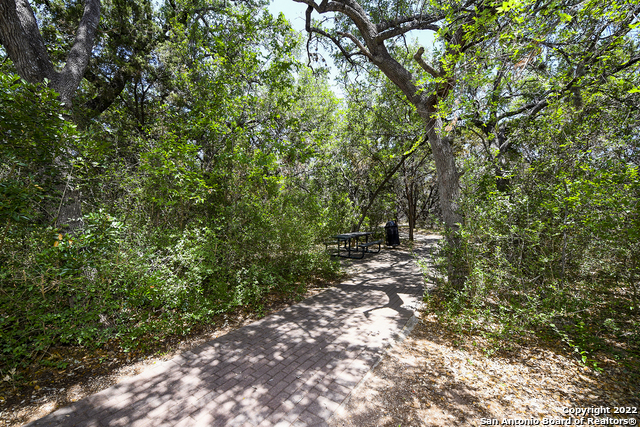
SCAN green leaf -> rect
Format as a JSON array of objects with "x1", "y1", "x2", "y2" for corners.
[{"x1": 558, "y1": 12, "x2": 573, "y2": 22}]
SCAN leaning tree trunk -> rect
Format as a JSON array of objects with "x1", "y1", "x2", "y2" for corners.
[
  {"x1": 370, "y1": 40, "x2": 466, "y2": 287},
  {"x1": 0, "y1": 0, "x2": 100, "y2": 106},
  {"x1": 354, "y1": 137, "x2": 426, "y2": 231},
  {"x1": 295, "y1": 0, "x2": 473, "y2": 286}
]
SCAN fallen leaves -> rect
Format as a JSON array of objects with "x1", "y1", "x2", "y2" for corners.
[{"x1": 331, "y1": 311, "x2": 640, "y2": 427}]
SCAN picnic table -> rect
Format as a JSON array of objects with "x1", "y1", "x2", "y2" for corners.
[{"x1": 331, "y1": 231, "x2": 382, "y2": 259}]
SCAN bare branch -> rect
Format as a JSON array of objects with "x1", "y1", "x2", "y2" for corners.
[
  {"x1": 375, "y1": 12, "x2": 444, "y2": 33},
  {"x1": 494, "y1": 98, "x2": 546, "y2": 122},
  {"x1": 304, "y1": 6, "x2": 360, "y2": 64},
  {"x1": 376, "y1": 21, "x2": 439, "y2": 42},
  {"x1": 337, "y1": 30, "x2": 373, "y2": 60},
  {"x1": 296, "y1": 0, "x2": 378, "y2": 46},
  {"x1": 413, "y1": 46, "x2": 441, "y2": 78}
]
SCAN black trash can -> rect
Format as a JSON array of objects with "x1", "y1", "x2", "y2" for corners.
[{"x1": 385, "y1": 220, "x2": 400, "y2": 246}]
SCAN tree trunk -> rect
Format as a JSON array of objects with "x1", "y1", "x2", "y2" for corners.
[
  {"x1": 355, "y1": 140, "x2": 420, "y2": 231},
  {"x1": 0, "y1": 0, "x2": 55, "y2": 83},
  {"x1": 56, "y1": 181, "x2": 84, "y2": 232},
  {"x1": 406, "y1": 186, "x2": 415, "y2": 241},
  {"x1": 371, "y1": 25, "x2": 466, "y2": 287},
  {"x1": 368, "y1": 52, "x2": 463, "y2": 237},
  {"x1": 0, "y1": 0, "x2": 101, "y2": 231},
  {"x1": 419, "y1": 113, "x2": 465, "y2": 287},
  {"x1": 423, "y1": 118, "x2": 462, "y2": 233},
  {"x1": 0, "y1": 0, "x2": 101, "y2": 106},
  {"x1": 295, "y1": 0, "x2": 470, "y2": 285}
]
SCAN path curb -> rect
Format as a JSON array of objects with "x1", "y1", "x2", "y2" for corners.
[{"x1": 328, "y1": 311, "x2": 422, "y2": 424}]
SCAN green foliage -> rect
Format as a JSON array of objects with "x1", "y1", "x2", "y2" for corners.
[
  {"x1": 1, "y1": 204, "x2": 340, "y2": 370},
  {"x1": 315, "y1": 58, "x2": 438, "y2": 235},
  {"x1": 412, "y1": 0, "x2": 640, "y2": 367},
  {"x1": 432, "y1": 85, "x2": 640, "y2": 364},
  {"x1": 3, "y1": 0, "x2": 637, "y2": 380},
  {"x1": 0, "y1": 4, "x2": 343, "y2": 374},
  {"x1": 0, "y1": 73, "x2": 74, "y2": 226}
]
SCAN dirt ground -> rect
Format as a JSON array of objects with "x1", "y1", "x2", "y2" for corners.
[
  {"x1": 330, "y1": 309, "x2": 640, "y2": 427},
  {"x1": 330, "y1": 232, "x2": 639, "y2": 427}
]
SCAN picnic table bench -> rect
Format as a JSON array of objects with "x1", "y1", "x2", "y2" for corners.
[{"x1": 330, "y1": 231, "x2": 382, "y2": 259}]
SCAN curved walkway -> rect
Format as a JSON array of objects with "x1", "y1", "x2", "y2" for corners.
[{"x1": 26, "y1": 235, "x2": 439, "y2": 427}]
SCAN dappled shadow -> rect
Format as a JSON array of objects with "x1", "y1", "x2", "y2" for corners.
[
  {"x1": 331, "y1": 312, "x2": 640, "y2": 427},
  {"x1": 24, "y1": 240, "x2": 433, "y2": 426},
  {"x1": 327, "y1": 325, "x2": 506, "y2": 426},
  {"x1": 330, "y1": 233, "x2": 640, "y2": 427}
]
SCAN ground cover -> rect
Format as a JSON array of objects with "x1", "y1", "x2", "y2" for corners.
[
  {"x1": 2, "y1": 233, "x2": 638, "y2": 427},
  {"x1": 332, "y1": 232, "x2": 639, "y2": 426},
  {"x1": 330, "y1": 309, "x2": 640, "y2": 427}
]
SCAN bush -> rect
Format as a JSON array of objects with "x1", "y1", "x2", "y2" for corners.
[{"x1": 430, "y1": 100, "x2": 640, "y2": 364}]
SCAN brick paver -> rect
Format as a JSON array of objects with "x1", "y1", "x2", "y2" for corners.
[{"x1": 25, "y1": 237, "x2": 435, "y2": 427}]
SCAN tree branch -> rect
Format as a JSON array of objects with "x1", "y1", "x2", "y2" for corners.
[
  {"x1": 304, "y1": 6, "x2": 361, "y2": 64},
  {"x1": 57, "y1": 0, "x2": 101, "y2": 105},
  {"x1": 413, "y1": 47, "x2": 441, "y2": 78},
  {"x1": 376, "y1": 20, "x2": 439, "y2": 42},
  {"x1": 337, "y1": 30, "x2": 373, "y2": 60},
  {"x1": 375, "y1": 13, "x2": 444, "y2": 33},
  {"x1": 84, "y1": 68, "x2": 131, "y2": 118},
  {"x1": 611, "y1": 55, "x2": 640, "y2": 74},
  {"x1": 0, "y1": 0, "x2": 100, "y2": 107},
  {"x1": 0, "y1": 0, "x2": 55, "y2": 83}
]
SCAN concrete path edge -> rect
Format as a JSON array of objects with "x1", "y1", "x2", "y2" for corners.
[{"x1": 328, "y1": 312, "x2": 421, "y2": 424}]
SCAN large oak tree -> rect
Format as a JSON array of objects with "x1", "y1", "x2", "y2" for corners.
[
  {"x1": 294, "y1": 0, "x2": 468, "y2": 238},
  {"x1": 0, "y1": 0, "x2": 101, "y2": 230}
]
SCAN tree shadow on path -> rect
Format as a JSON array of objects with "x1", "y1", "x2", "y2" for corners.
[{"x1": 25, "y1": 236, "x2": 430, "y2": 427}]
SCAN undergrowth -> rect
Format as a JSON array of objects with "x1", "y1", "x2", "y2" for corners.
[
  {"x1": 421, "y1": 242, "x2": 640, "y2": 375},
  {"x1": 0, "y1": 211, "x2": 341, "y2": 380}
]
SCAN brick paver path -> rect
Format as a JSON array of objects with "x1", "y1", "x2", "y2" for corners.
[{"x1": 26, "y1": 238, "x2": 434, "y2": 427}]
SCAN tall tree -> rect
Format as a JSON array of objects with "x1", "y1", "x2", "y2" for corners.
[
  {"x1": 293, "y1": 0, "x2": 497, "y2": 285},
  {"x1": 456, "y1": 0, "x2": 640, "y2": 193},
  {"x1": 0, "y1": 0, "x2": 102, "y2": 230},
  {"x1": 295, "y1": 0, "x2": 640, "y2": 284},
  {"x1": 294, "y1": 0, "x2": 466, "y2": 239}
]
